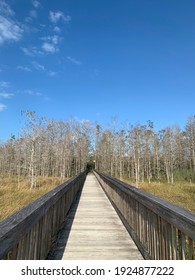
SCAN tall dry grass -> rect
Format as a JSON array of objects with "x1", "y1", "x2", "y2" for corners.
[
  {"x1": 0, "y1": 176, "x2": 64, "y2": 221},
  {"x1": 123, "y1": 179, "x2": 195, "y2": 213},
  {"x1": 1, "y1": 175, "x2": 194, "y2": 222}
]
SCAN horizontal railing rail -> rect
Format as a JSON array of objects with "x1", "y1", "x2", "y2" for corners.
[
  {"x1": 94, "y1": 171, "x2": 195, "y2": 260},
  {"x1": 0, "y1": 171, "x2": 86, "y2": 260}
]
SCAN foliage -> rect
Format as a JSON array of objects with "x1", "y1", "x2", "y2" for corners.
[
  {"x1": 0, "y1": 112, "x2": 92, "y2": 188},
  {"x1": 0, "y1": 113, "x2": 195, "y2": 188},
  {"x1": 95, "y1": 116, "x2": 195, "y2": 185}
]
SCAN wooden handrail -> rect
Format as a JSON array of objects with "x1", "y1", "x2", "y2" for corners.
[
  {"x1": 0, "y1": 171, "x2": 86, "y2": 260},
  {"x1": 94, "y1": 171, "x2": 195, "y2": 260}
]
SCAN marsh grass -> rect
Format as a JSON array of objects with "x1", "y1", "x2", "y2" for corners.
[
  {"x1": 123, "y1": 179, "x2": 195, "y2": 213},
  {"x1": 0, "y1": 176, "x2": 65, "y2": 221},
  {"x1": 1, "y1": 175, "x2": 194, "y2": 222}
]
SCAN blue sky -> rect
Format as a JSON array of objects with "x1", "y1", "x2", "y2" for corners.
[{"x1": 0, "y1": 0, "x2": 195, "y2": 140}]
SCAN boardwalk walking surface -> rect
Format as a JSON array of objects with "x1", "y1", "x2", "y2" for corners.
[{"x1": 50, "y1": 173, "x2": 143, "y2": 260}]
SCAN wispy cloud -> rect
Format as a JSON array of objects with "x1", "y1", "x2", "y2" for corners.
[
  {"x1": 0, "y1": 1, "x2": 23, "y2": 45},
  {"x1": 48, "y1": 71, "x2": 57, "y2": 77},
  {"x1": 21, "y1": 46, "x2": 43, "y2": 56},
  {"x1": 25, "y1": 10, "x2": 37, "y2": 22},
  {"x1": 50, "y1": 35, "x2": 60, "y2": 44},
  {"x1": 17, "y1": 65, "x2": 32, "y2": 72},
  {"x1": 0, "y1": 93, "x2": 14, "y2": 99},
  {"x1": 25, "y1": 0, "x2": 41, "y2": 22},
  {"x1": 24, "y1": 89, "x2": 42, "y2": 96},
  {"x1": 53, "y1": 26, "x2": 61, "y2": 33},
  {"x1": 67, "y1": 56, "x2": 82, "y2": 65},
  {"x1": 49, "y1": 11, "x2": 71, "y2": 24},
  {"x1": 32, "y1": 0, "x2": 41, "y2": 9},
  {"x1": 41, "y1": 35, "x2": 61, "y2": 54},
  {"x1": 0, "y1": 80, "x2": 14, "y2": 111},
  {"x1": 22, "y1": 89, "x2": 49, "y2": 101},
  {"x1": 22, "y1": 61, "x2": 57, "y2": 77},
  {"x1": 0, "y1": 1, "x2": 14, "y2": 17},
  {"x1": 32, "y1": 61, "x2": 45, "y2": 71},
  {"x1": 42, "y1": 42, "x2": 57, "y2": 53},
  {"x1": 0, "y1": 103, "x2": 7, "y2": 111},
  {"x1": 0, "y1": 81, "x2": 10, "y2": 88},
  {"x1": 21, "y1": 35, "x2": 62, "y2": 56},
  {"x1": 0, "y1": 16, "x2": 23, "y2": 45},
  {"x1": 0, "y1": 89, "x2": 14, "y2": 111},
  {"x1": 20, "y1": 47, "x2": 32, "y2": 56}
]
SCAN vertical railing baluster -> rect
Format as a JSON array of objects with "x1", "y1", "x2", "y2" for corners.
[
  {"x1": 94, "y1": 171, "x2": 195, "y2": 260},
  {"x1": 0, "y1": 172, "x2": 86, "y2": 260}
]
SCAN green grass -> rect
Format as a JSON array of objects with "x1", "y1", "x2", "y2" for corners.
[
  {"x1": 123, "y1": 179, "x2": 195, "y2": 213},
  {"x1": 0, "y1": 175, "x2": 66, "y2": 221}
]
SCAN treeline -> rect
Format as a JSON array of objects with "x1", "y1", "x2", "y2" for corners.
[
  {"x1": 0, "y1": 112, "x2": 195, "y2": 187},
  {"x1": 0, "y1": 112, "x2": 91, "y2": 188},
  {"x1": 96, "y1": 117, "x2": 195, "y2": 185}
]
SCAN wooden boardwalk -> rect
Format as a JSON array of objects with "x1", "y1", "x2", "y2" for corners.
[{"x1": 49, "y1": 173, "x2": 143, "y2": 260}]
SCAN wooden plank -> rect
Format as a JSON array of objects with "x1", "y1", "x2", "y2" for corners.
[
  {"x1": 188, "y1": 238, "x2": 195, "y2": 259},
  {"x1": 171, "y1": 226, "x2": 177, "y2": 260},
  {"x1": 50, "y1": 173, "x2": 143, "y2": 260}
]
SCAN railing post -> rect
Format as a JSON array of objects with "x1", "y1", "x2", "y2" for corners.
[
  {"x1": 0, "y1": 171, "x2": 86, "y2": 260},
  {"x1": 94, "y1": 170, "x2": 195, "y2": 260}
]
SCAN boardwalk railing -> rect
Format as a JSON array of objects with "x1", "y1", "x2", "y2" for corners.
[
  {"x1": 94, "y1": 171, "x2": 195, "y2": 260},
  {"x1": 0, "y1": 172, "x2": 86, "y2": 260}
]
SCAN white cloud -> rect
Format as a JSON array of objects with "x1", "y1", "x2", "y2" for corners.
[
  {"x1": 25, "y1": 10, "x2": 37, "y2": 22},
  {"x1": 48, "y1": 71, "x2": 57, "y2": 77},
  {"x1": 0, "y1": 103, "x2": 7, "y2": 111},
  {"x1": 17, "y1": 65, "x2": 32, "y2": 72},
  {"x1": 0, "y1": 1, "x2": 23, "y2": 45},
  {"x1": 67, "y1": 56, "x2": 82, "y2": 65},
  {"x1": 32, "y1": 61, "x2": 45, "y2": 71},
  {"x1": 42, "y1": 42, "x2": 57, "y2": 53},
  {"x1": 53, "y1": 26, "x2": 61, "y2": 33},
  {"x1": 24, "y1": 89, "x2": 42, "y2": 96},
  {"x1": 0, "y1": 90, "x2": 14, "y2": 112},
  {"x1": 0, "y1": 77, "x2": 14, "y2": 111},
  {"x1": 20, "y1": 46, "x2": 43, "y2": 56},
  {"x1": 41, "y1": 35, "x2": 61, "y2": 45},
  {"x1": 0, "y1": 1, "x2": 14, "y2": 17},
  {"x1": 0, "y1": 93, "x2": 14, "y2": 98},
  {"x1": 41, "y1": 35, "x2": 61, "y2": 54},
  {"x1": 0, "y1": 81, "x2": 10, "y2": 88},
  {"x1": 49, "y1": 11, "x2": 71, "y2": 24},
  {"x1": 22, "y1": 89, "x2": 49, "y2": 101},
  {"x1": 51, "y1": 35, "x2": 60, "y2": 44},
  {"x1": 32, "y1": 0, "x2": 41, "y2": 9},
  {"x1": 0, "y1": 15, "x2": 23, "y2": 45},
  {"x1": 20, "y1": 47, "x2": 32, "y2": 56},
  {"x1": 30, "y1": 10, "x2": 37, "y2": 18}
]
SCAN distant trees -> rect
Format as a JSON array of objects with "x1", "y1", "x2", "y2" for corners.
[
  {"x1": 0, "y1": 113, "x2": 195, "y2": 187},
  {"x1": 185, "y1": 116, "x2": 195, "y2": 173},
  {"x1": 95, "y1": 117, "x2": 195, "y2": 185},
  {"x1": 0, "y1": 112, "x2": 92, "y2": 188}
]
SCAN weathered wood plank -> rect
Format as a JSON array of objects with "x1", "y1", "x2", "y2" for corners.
[{"x1": 49, "y1": 173, "x2": 143, "y2": 260}]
